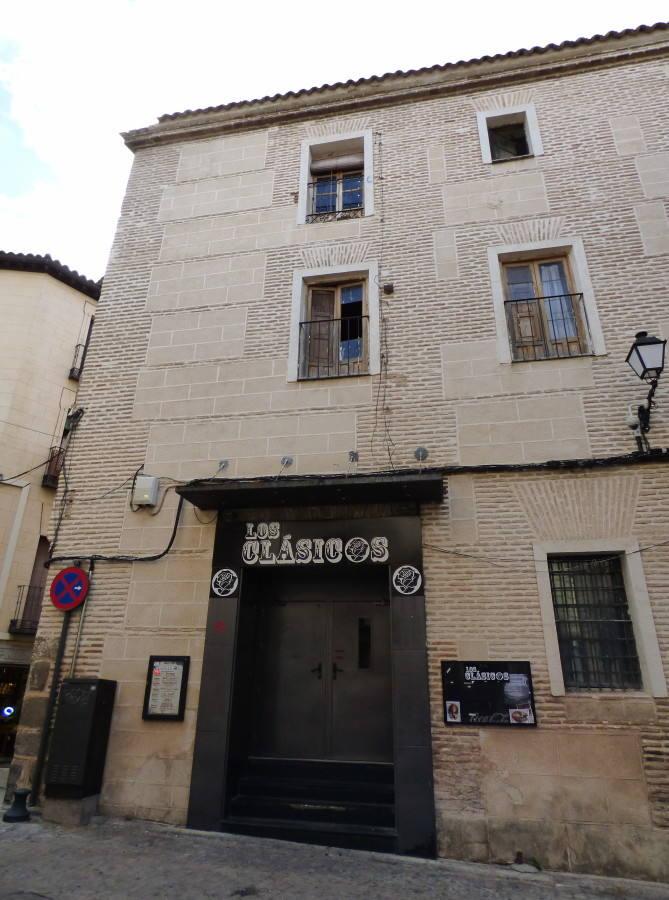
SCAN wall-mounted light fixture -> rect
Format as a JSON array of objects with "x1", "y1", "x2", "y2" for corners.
[{"x1": 625, "y1": 331, "x2": 666, "y2": 452}]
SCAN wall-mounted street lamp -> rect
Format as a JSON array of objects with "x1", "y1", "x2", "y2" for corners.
[{"x1": 625, "y1": 331, "x2": 666, "y2": 453}]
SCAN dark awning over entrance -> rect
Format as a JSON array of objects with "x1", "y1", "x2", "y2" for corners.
[{"x1": 176, "y1": 468, "x2": 444, "y2": 510}]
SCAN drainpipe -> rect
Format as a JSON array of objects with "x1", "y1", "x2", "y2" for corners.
[{"x1": 30, "y1": 610, "x2": 71, "y2": 805}]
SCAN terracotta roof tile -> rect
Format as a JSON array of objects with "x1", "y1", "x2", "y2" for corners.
[
  {"x1": 0, "y1": 251, "x2": 101, "y2": 300},
  {"x1": 157, "y1": 22, "x2": 668, "y2": 123}
]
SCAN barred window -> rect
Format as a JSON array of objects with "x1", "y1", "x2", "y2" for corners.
[{"x1": 548, "y1": 555, "x2": 642, "y2": 691}]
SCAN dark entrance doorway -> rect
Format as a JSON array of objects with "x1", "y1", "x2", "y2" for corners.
[
  {"x1": 0, "y1": 665, "x2": 28, "y2": 764},
  {"x1": 187, "y1": 511, "x2": 437, "y2": 857},
  {"x1": 226, "y1": 566, "x2": 395, "y2": 849},
  {"x1": 249, "y1": 567, "x2": 392, "y2": 762}
]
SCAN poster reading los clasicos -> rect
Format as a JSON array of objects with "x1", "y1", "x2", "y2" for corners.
[{"x1": 441, "y1": 661, "x2": 538, "y2": 727}]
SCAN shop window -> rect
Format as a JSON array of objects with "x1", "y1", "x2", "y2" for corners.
[
  {"x1": 0, "y1": 665, "x2": 28, "y2": 763},
  {"x1": 296, "y1": 130, "x2": 374, "y2": 224},
  {"x1": 476, "y1": 104, "x2": 543, "y2": 165},
  {"x1": 548, "y1": 555, "x2": 642, "y2": 691},
  {"x1": 503, "y1": 257, "x2": 591, "y2": 361}
]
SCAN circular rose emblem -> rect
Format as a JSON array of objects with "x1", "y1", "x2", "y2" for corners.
[
  {"x1": 344, "y1": 537, "x2": 370, "y2": 563},
  {"x1": 392, "y1": 565, "x2": 422, "y2": 595},
  {"x1": 211, "y1": 568, "x2": 239, "y2": 597}
]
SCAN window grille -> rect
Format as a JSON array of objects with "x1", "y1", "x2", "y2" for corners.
[{"x1": 548, "y1": 555, "x2": 642, "y2": 691}]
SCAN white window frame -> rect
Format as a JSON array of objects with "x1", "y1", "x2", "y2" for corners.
[
  {"x1": 288, "y1": 261, "x2": 380, "y2": 382},
  {"x1": 533, "y1": 539, "x2": 668, "y2": 698},
  {"x1": 476, "y1": 104, "x2": 544, "y2": 165},
  {"x1": 487, "y1": 237, "x2": 606, "y2": 364},
  {"x1": 296, "y1": 130, "x2": 374, "y2": 225}
]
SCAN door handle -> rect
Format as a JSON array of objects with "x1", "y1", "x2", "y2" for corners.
[
  {"x1": 310, "y1": 662, "x2": 322, "y2": 680},
  {"x1": 332, "y1": 663, "x2": 344, "y2": 680}
]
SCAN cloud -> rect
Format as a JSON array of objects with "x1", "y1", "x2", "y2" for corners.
[{"x1": 0, "y1": 0, "x2": 667, "y2": 278}]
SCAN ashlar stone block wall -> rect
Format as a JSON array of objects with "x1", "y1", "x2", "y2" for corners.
[{"x1": 11, "y1": 34, "x2": 669, "y2": 879}]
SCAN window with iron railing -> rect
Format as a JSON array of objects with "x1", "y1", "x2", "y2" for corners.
[
  {"x1": 299, "y1": 282, "x2": 369, "y2": 379},
  {"x1": 548, "y1": 555, "x2": 642, "y2": 691},
  {"x1": 503, "y1": 259, "x2": 591, "y2": 361},
  {"x1": 9, "y1": 584, "x2": 44, "y2": 636},
  {"x1": 42, "y1": 445, "x2": 65, "y2": 489},
  {"x1": 306, "y1": 171, "x2": 364, "y2": 223},
  {"x1": 69, "y1": 316, "x2": 94, "y2": 380}
]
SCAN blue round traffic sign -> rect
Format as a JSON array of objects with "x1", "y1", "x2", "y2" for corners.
[{"x1": 49, "y1": 566, "x2": 89, "y2": 612}]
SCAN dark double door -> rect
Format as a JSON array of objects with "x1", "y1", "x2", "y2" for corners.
[{"x1": 238, "y1": 567, "x2": 392, "y2": 764}]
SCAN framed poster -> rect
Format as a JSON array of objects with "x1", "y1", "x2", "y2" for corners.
[
  {"x1": 441, "y1": 660, "x2": 537, "y2": 727},
  {"x1": 142, "y1": 656, "x2": 190, "y2": 721}
]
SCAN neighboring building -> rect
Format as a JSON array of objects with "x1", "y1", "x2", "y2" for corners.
[
  {"x1": 0, "y1": 253, "x2": 98, "y2": 781},
  {"x1": 11, "y1": 23, "x2": 669, "y2": 881}
]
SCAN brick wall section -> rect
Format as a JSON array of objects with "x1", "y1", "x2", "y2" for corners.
[{"x1": 12, "y1": 41, "x2": 669, "y2": 879}]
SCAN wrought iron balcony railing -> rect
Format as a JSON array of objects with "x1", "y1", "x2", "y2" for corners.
[
  {"x1": 69, "y1": 317, "x2": 94, "y2": 380},
  {"x1": 299, "y1": 315, "x2": 369, "y2": 380},
  {"x1": 306, "y1": 174, "x2": 364, "y2": 223},
  {"x1": 69, "y1": 343, "x2": 86, "y2": 380},
  {"x1": 9, "y1": 584, "x2": 44, "y2": 636},
  {"x1": 42, "y1": 445, "x2": 65, "y2": 489},
  {"x1": 505, "y1": 292, "x2": 590, "y2": 362}
]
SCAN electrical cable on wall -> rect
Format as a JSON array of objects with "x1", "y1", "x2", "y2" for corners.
[
  {"x1": 0, "y1": 456, "x2": 59, "y2": 483},
  {"x1": 47, "y1": 495, "x2": 185, "y2": 568},
  {"x1": 369, "y1": 129, "x2": 396, "y2": 470}
]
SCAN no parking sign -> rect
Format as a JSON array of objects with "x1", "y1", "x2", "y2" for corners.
[{"x1": 49, "y1": 566, "x2": 89, "y2": 612}]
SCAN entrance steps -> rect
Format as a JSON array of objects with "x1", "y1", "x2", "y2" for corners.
[{"x1": 224, "y1": 758, "x2": 397, "y2": 853}]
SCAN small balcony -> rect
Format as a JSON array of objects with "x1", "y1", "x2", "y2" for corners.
[
  {"x1": 9, "y1": 584, "x2": 44, "y2": 636},
  {"x1": 299, "y1": 316, "x2": 369, "y2": 380},
  {"x1": 505, "y1": 292, "x2": 590, "y2": 362},
  {"x1": 42, "y1": 445, "x2": 65, "y2": 489}
]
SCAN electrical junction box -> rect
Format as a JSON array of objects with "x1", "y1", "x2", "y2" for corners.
[{"x1": 133, "y1": 474, "x2": 160, "y2": 507}]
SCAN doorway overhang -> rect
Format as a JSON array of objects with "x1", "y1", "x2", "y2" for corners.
[{"x1": 176, "y1": 468, "x2": 444, "y2": 510}]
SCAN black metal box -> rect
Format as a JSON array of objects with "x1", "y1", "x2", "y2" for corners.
[{"x1": 44, "y1": 678, "x2": 117, "y2": 799}]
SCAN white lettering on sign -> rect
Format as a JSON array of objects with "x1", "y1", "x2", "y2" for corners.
[
  {"x1": 464, "y1": 665, "x2": 510, "y2": 682},
  {"x1": 242, "y1": 523, "x2": 389, "y2": 566}
]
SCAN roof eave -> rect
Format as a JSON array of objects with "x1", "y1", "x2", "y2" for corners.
[
  {"x1": 0, "y1": 252, "x2": 101, "y2": 300},
  {"x1": 122, "y1": 24, "x2": 669, "y2": 151}
]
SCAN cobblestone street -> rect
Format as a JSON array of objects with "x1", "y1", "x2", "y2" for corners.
[{"x1": 0, "y1": 818, "x2": 668, "y2": 900}]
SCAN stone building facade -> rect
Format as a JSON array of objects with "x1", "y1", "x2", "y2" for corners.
[
  {"x1": 11, "y1": 24, "x2": 669, "y2": 881},
  {"x1": 0, "y1": 253, "x2": 98, "y2": 782}
]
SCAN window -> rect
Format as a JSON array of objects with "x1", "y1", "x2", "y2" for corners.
[
  {"x1": 548, "y1": 555, "x2": 642, "y2": 691},
  {"x1": 488, "y1": 116, "x2": 530, "y2": 161},
  {"x1": 309, "y1": 170, "x2": 364, "y2": 221},
  {"x1": 288, "y1": 261, "x2": 380, "y2": 382},
  {"x1": 297, "y1": 130, "x2": 374, "y2": 225},
  {"x1": 534, "y1": 539, "x2": 666, "y2": 698},
  {"x1": 299, "y1": 281, "x2": 368, "y2": 379},
  {"x1": 476, "y1": 104, "x2": 543, "y2": 165},
  {"x1": 488, "y1": 237, "x2": 606, "y2": 365},
  {"x1": 69, "y1": 315, "x2": 94, "y2": 380},
  {"x1": 502, "y1": 257, "x2": 590, "y2": 361}
]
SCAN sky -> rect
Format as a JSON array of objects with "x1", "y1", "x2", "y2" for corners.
[{"x1": 0, "y1": 1, "x2": 667, "y2": 280}]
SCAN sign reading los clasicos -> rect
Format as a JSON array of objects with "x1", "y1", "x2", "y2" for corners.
[
  {"x1": 210, "y1": 517, "x2": 425, "y2": 598},
  {"x1": 241, "y1": 521, "x2": 390, "y2": 566}
]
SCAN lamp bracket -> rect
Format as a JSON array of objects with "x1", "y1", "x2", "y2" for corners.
[{"x1": 639, "y1": 378, "x2": 659, "y2": 433}]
